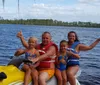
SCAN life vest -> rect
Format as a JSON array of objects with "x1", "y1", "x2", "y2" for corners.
[
  {"x1": 67, "y1": 41, "x2": 80, "y2": 66},
  {"x1": 37, "y1": 42, "x2": 58, "y2": 68}
]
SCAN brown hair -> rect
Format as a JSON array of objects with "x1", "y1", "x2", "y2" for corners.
[
  {"x1": 59, "y1": 40, "x2": 68, "y2": 52},
  {"x1": 68, "y1": 31, "x2": 79, "y2": 42}
]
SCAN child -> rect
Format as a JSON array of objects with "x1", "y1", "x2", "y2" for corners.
[
  {"x1": 14, "y1": 37, "x2": 39, "y2": 85},
  {"x1": 55, "y1": 40, "x2": 80, "y2": 85},
  {"x1": 55, "y1": 40, "x2": 68, "y2": 85}
]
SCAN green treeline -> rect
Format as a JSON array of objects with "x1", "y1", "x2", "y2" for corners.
[{"x1": 0, "y1": 19, "x2": 100, "y2": 28}]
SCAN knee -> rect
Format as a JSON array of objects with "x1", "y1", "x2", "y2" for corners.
[
  {"x1": 55, "y1": 74, "x2": 62, "y2": 81},
  {"x1": 57, "y1": 76, "x2": 63, "y2": 81},
  {"x1": 38, "y1": 75, "x2": 47, "y2": 83},
  {"x1": 33, "y1": 73, "x2": 38, "y2": 80},
  {"x1": 31, "y1": 71, "x2": 38, "y2": 79},
  {"x1": 63, "y1": 77, "x2": 67, "y2": 82},
  {"x1": 34, "y1": 75, "x2": 38, "y2": 81},
  {"x1": 26, "y1": 68, "x2": 31, "y2": 73},
  {"x1": 39, "y1": 76, "x2": 44, "y2": 82},
  {"x1": 56, "y1": 77, "x2": 63, "y2": 84},
  {"x1": 67, "y1": 72, "x2": 74, "y2": 79}
]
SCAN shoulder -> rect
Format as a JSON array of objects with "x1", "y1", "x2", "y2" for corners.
[
  {"x1": 73, "y1": 42, "x2": 82, "y2": 52},
  {"x1": 78, "y1": 43, "x2": 85, "y2": 47},
  {"x1": 49, "y1": 45, "x2": 56, "y2": 50},
  {"x1": 51, "y1": 42, "x2": 58, "y2": 51},
  {"x1": 51, "y1": 42, "x2": 58, "y2": 47}
]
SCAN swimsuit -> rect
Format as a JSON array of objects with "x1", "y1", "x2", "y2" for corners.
[
  {"x1": 25, "y1": 52, "x2": 36, "y2": 59},
  {"x1": 56, "y1": 55, "x2": 67, "y2": 71},
  {"x1": 24, "y1": 52, "x2": 36, "y2": 65}
]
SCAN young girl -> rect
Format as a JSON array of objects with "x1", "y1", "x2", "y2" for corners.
[
  {"x1": 14, "y1": 37, "x2": 39, "y2": 85},
  {"x1": 55, "y1": 40, "x2": 80, "y2": 85},
  {"x1": 55, "y1": 40, "x2": 68, "y2": 85}
]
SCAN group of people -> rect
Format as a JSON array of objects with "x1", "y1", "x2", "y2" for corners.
[{"x1": 14, "y1": 31, "x2": 100, "y2": 85}]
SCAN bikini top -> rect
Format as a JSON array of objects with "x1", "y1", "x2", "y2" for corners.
[{"x1": 25, "y1": 52, "x2": 36, "y2": 59}]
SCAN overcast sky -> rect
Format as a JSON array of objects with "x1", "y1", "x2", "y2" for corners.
[{"x1": 0, "y1": 0, "x2": 100, "y2": 23}]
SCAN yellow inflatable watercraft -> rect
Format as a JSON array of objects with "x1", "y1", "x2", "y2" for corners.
[{"x1": 0, "y1": 58, "x2": 81, "y2": 85}]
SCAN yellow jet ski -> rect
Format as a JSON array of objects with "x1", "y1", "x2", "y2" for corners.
[{"x1": 0, "y1": 58, "x2": 81, "y2": 85}]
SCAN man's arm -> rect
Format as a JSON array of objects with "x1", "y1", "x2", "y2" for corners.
[{"x1": 31, "y1": 46, "x2": 56, "y2": 62}]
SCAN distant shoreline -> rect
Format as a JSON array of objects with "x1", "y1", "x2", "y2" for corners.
[{"x1": 0, "y1": 19, "x2": 100, "y2": 28}]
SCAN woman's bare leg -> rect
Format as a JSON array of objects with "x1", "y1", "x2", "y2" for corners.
[{"x1": 67, "y1": 65, "x2": 79, "y2": 85}]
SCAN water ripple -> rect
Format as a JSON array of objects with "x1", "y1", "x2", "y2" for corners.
[{"x1": 0, "y1": 25, "x2": 100, "y2": 85}]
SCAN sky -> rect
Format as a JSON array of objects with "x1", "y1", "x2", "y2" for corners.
[{"x1": 0, "y1": 0, "x2": 100, "y2": 23}]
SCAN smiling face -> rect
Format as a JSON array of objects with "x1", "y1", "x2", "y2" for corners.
[
  {"x1": 68, "y1": 32, "x2": 76, "y2": 43},
  {"x1": 68, "y1": 31, "x2": 79, "y2": 43},
  {"x1": 60, "y1": 40, "x2": 68, "y2": 52},
  {"x1": 42, "y1": 32, "x2": 51, "y2": 46},
  {"x1": 28, "y1": 37, "x2": 37, "y2": 49}
]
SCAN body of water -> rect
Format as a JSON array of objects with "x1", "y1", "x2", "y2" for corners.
[{"x1": 0, "y1": 24, "x2": 100, "y2": 85}]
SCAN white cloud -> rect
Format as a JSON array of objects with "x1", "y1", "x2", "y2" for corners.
[
  {"x1": 21, "y1": 3, "x2": 100, "y2": 22},
  {"x1": 78, "y1": 0, "x2": 100, "y2": 5},
  {"x1": 0, "y1": 1, "x2": 100, "y2": 23}
]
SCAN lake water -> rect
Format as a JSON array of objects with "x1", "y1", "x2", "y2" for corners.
[{"x1": 0, "y1": 24, "x2": 100, "y2": 85}]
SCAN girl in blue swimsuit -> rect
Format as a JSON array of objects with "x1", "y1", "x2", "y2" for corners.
[
  {"x1": 55, "y1": 40, "x2": 68, "y2": 85},
  {"x1": 14, "y1": 37, "x2": 40, "y2": 85}
]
